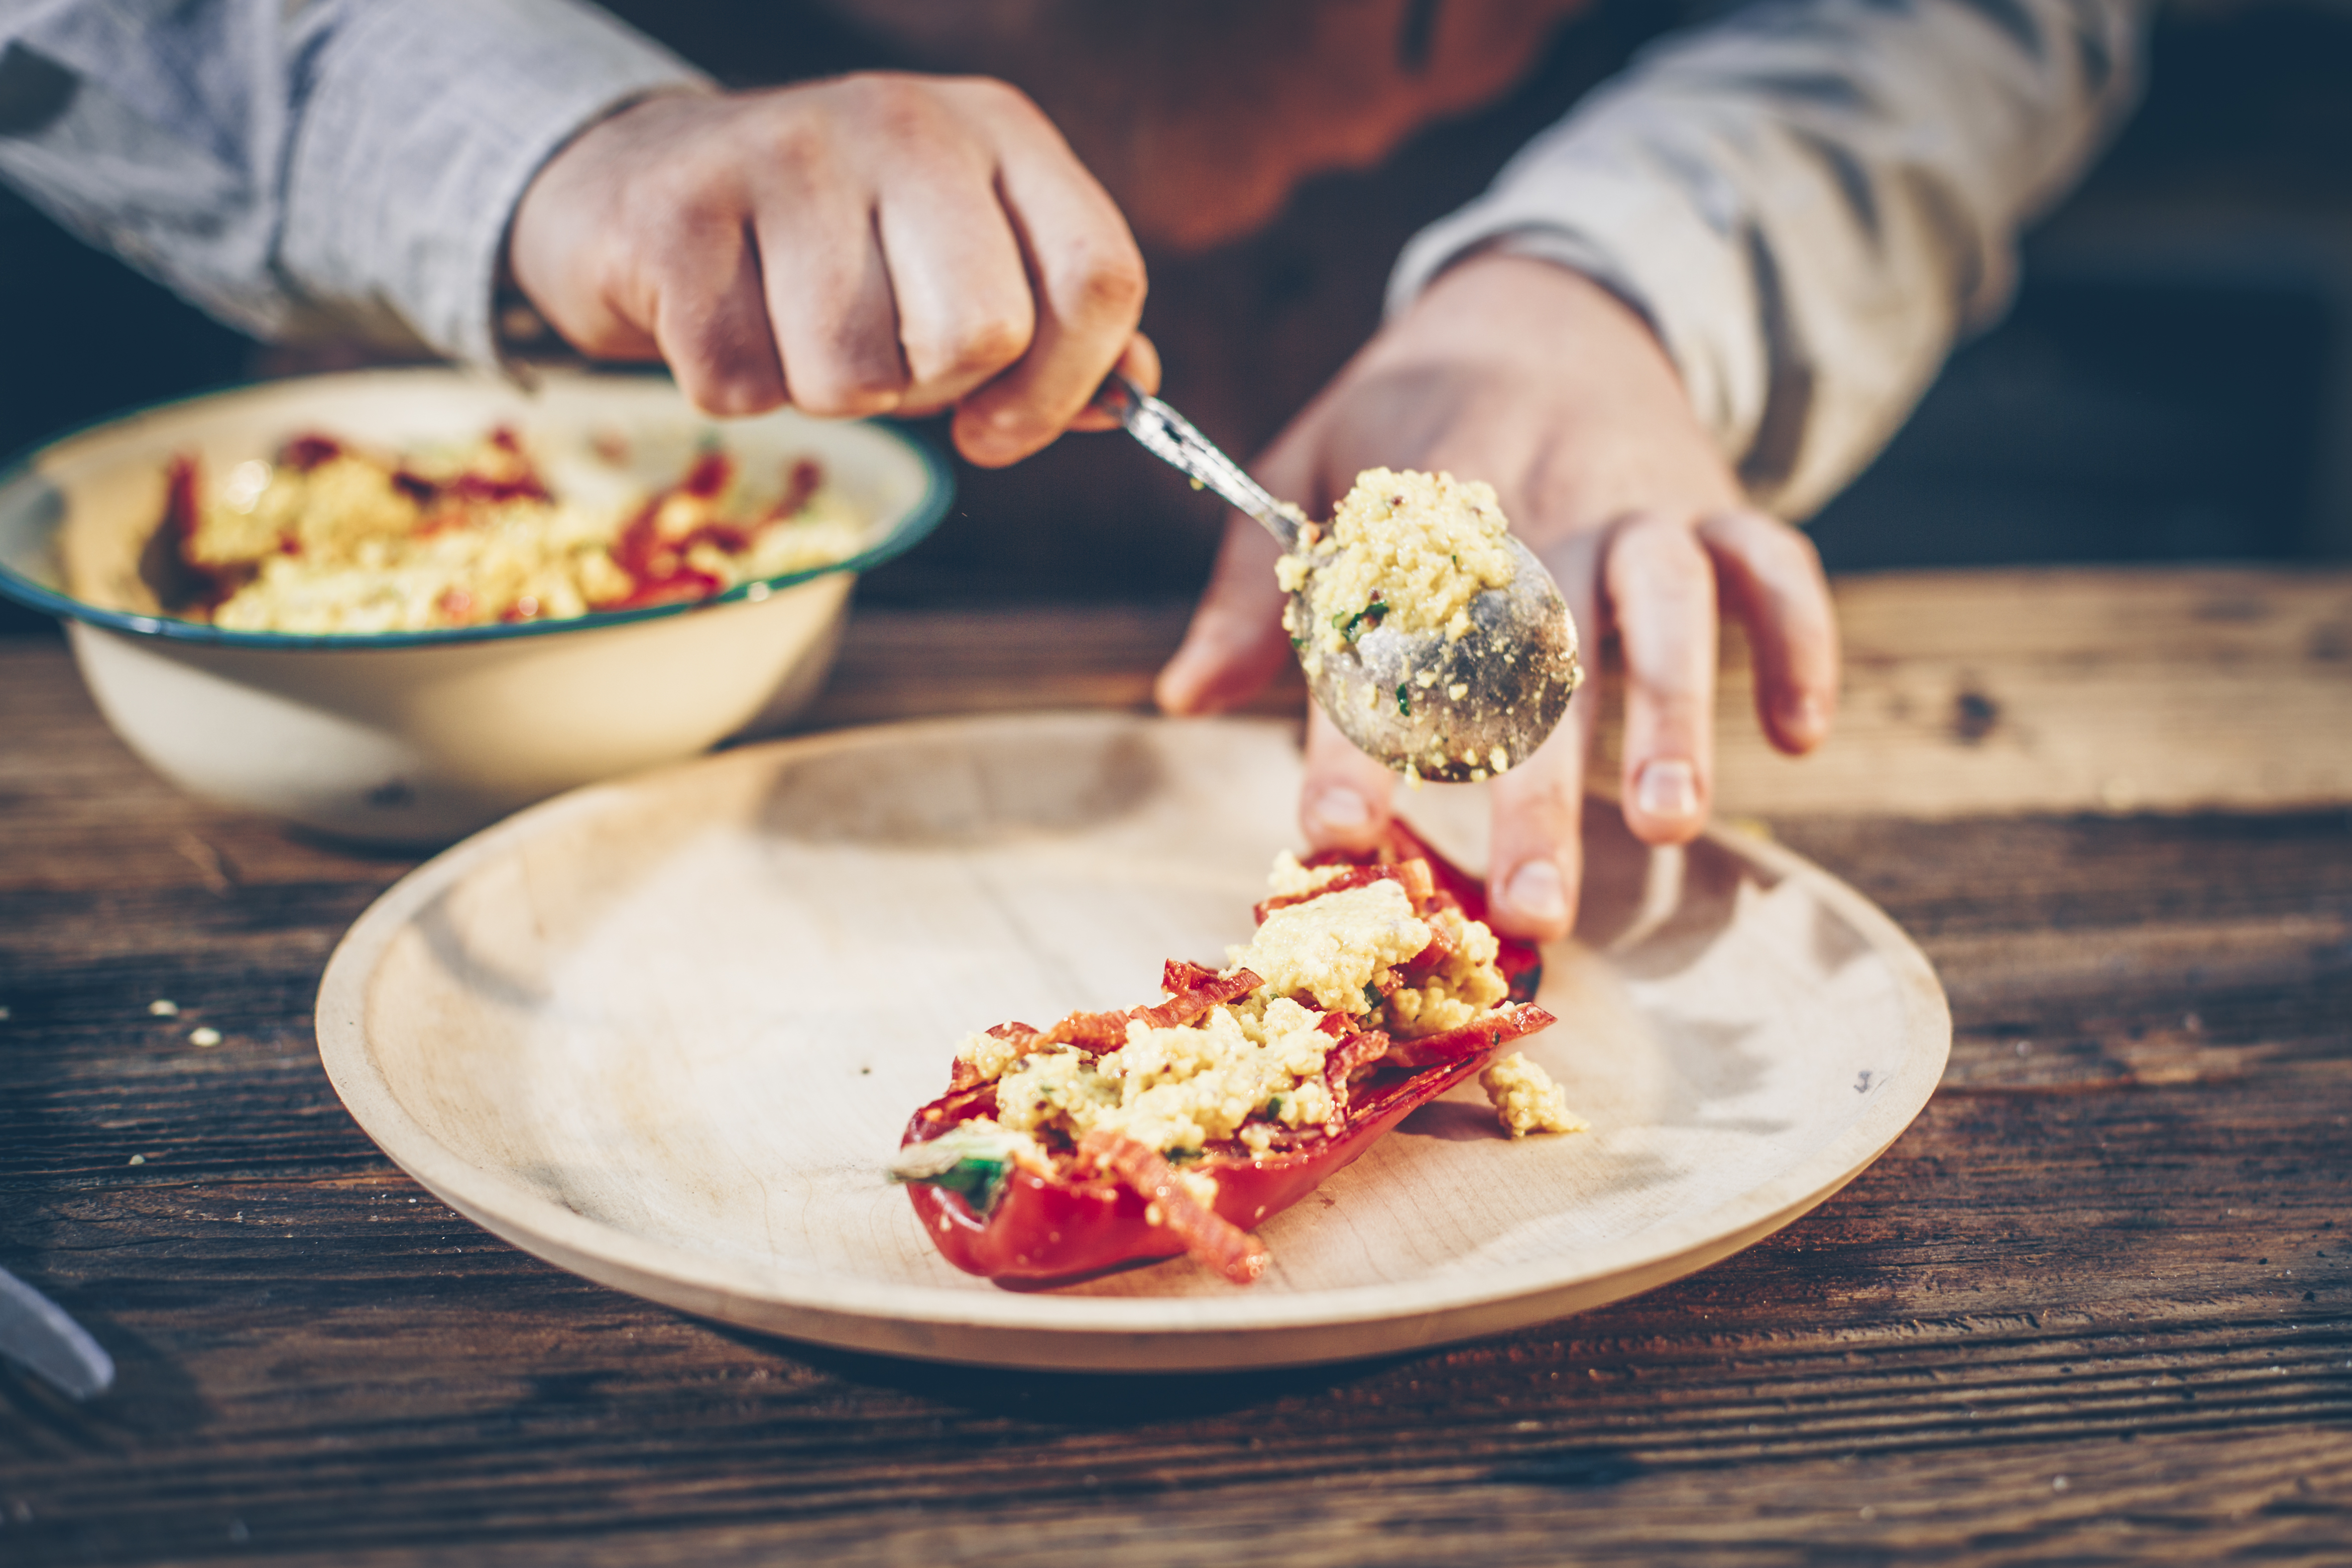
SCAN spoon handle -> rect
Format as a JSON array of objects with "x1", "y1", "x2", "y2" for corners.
[
  {"x1": 0, "y1": 1264, "x2": 114, "y2": 1401},
  {"x1": 1093, "y1": 375, "x2": 1300, "y2": 550}
]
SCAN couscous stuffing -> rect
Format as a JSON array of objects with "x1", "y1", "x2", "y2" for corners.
[
  {"x1": 150, "y1": 427, "x2": 863, "y2": 633},
  {"x1": 1278, "y1": 467, "x2": 1518, "y2": 673}
]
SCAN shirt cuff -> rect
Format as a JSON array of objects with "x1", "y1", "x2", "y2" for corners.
[{"x1": 281, "y1": 0, "x2": 711, "y2": 367}]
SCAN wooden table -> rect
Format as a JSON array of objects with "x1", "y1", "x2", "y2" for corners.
[{"x1": 4, "y1": 568, "x2": 2349, "y2": 1565}]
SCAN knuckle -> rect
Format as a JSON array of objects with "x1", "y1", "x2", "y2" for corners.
[
  {"x1": 1607, "y1": 513, "x2": 1712, "y2": 598},
  {"x1": 910, "y1": 311, "x2": 1031, "y2": 383},
  {"x1": 840, "y1": 73, "x2": 954, "y2": 150},
  {"x1": 619, "y1": 160, "x2": 729, "y2": 244},
  {"x1": 1781, "y1": 525, "x2": 1829, "y2": 585},
  {"x1": 1755, "y1": 527, "x2": 1829, "y2": 608},
  {"x1": 1712, "y1": 508, "x2": 1822, "y2": 587},
  {"x1": 1046, "y1": 234, "x2": 1147, "y2": 322},
  {"x1": 760, "y1": 123, "x2": 847, "y2": 196},
  {"x1": 791, "y1": 360, "x2": 906, "y2": 418},
  {"x1": 789, "y1": 319, "x2": 908, "y2": 414},
  {"x1": 682, "y1": 363, "x2": 784, "y2": 419},
  {"x1": 657, "y1": 303, "x2": 784, "y2": 417},
  {"x1": 951, "y1": 74, "x2": 1048, "y2": 126}
]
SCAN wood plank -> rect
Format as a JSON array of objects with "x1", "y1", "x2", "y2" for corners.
[
  {"x1": 1634, "y1": 567, "x2": 2352, "y2": 817},
  {"x1": 812, "y1": 568, "x2": 2352, "y2": 821},
  {"x1": 821, "y1": 568, "x2": 2352, "y2": 820},
  {"x1": 230, "y1": 1426, "x2": 2352, "y2": 1566},
  {"x1": 6, "y1": 568, "x2": 2349, "y2": 896}
]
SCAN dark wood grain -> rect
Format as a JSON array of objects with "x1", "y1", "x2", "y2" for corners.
[{"x1": 3, "y1": 576, "x2": 2350, "y2": 1566}]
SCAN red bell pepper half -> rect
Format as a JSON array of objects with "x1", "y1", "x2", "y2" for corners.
[{"x1": 896, "y1": 822, "x2": 1555, "y2": 1288}]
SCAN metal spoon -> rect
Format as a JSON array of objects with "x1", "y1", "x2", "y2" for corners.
[
  {"x1": 0, "y1": 1264, "x2": 115, "y2": 1401},
  {"x1": 1096, "y1": 375, "x2": 1580, "y2": 782}
]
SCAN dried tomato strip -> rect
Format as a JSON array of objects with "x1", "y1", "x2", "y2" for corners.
[
  {"x1": 1254, "y1": 864, "x2": 1394, "y2": 923},
  {"x1": 1030, "y1": 965, "x2": 1264, "y2": 1052},
  {"x1": 1078, "y1": 1129, "x2": 1268, "y2": 1285},
  {"x1": 1130, "y1": 965, "x2": 1261, "y2": 1030},
  {"x1": 946, "y1": 1021, "x2": 1043, "y2": 1090},
  {"x1": 1321, "y1": 1027, "x2": 1394, "y2": 1128},
  {"x1": 767, "y1": 458, "x2": 823, "y2": 521},
  {"x1": 913, "y1": 1079, "x2": 1003, "y2": 1134},
  {"x1": 1160, "y1": 959, "x2": 1221, "y2": 992},
  {"x1": 1398, "y1": 916, "x2": 1458, "y2": 980},
  {"x1": 1385, "y1": 1002, "x2": 1557, "y2": 1068},
  {"x1": 277, "y1": 433, "x2": 342, "y2": 471},
  {"x1": 159, "y1": 455, "x2": 255, "y2": 611},
  {"x1": 1033, "y1": 1010, "x2": 1131, "y2": 1052}
]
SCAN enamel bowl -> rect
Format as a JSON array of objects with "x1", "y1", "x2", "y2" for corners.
[{"x1": 0, "y1": 368, "x2": 950, "y2": 845}]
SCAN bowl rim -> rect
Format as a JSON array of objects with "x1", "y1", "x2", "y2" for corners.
[{"x1": 0, "y1": 367, "x2": 955, "y2": 650}]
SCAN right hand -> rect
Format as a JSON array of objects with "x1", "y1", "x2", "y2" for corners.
[
  {"x1": 1157, "y1": 256, "x2": 1840, "y2": 944},
  {"x1": 507, "y1": 75, "x2": 1157, "y2": 466}
]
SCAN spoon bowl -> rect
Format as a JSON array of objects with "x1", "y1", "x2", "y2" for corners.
[
  {"x1": 1300, "y1": 531, "x2": 1579, "y2": 781},
  {"x1": 1096, "y1": 375, "x2": 1580, "y2": 777}
]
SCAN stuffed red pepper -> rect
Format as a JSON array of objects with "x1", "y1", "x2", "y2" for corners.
[{"x1": 891, "y1": 823, "x2": 1583, "y2": 1287}]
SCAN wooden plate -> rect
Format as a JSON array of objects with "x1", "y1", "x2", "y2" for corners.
[{"x1": 316, "y1": 712, "x2": 1949, "y2": 1370}]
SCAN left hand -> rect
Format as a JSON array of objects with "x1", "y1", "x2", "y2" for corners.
[{"x1": 1154, "y1": 253, "x2": 1840, "y2": 943}]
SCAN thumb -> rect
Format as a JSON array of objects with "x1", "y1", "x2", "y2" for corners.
[
  {"x1": 1156, "y1": 414, "x2": 1326, "y2": 716},
  {"x1": 1156, "y1": 511, "x2": 1292, "y2": 714}
]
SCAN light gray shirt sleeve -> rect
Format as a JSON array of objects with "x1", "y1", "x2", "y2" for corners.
[
  {"x1": 0, "y1": 0, "x2": 708, "y2": 365},
  {"x1": 1388, "y1": 0, "x2": 2152, "y2": 519}
]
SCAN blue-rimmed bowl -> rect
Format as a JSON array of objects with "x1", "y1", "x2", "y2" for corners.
[{"x1": 0, "y1": 368, "x2": 950, "y2": 845}]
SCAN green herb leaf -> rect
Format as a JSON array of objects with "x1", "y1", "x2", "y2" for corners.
[
  {"x1": 898, "y1": 1156, "x2": 1010, "y2": 1216},
  {"x1": 1396, "y1": 683, "x2": 1411, "y2": 716}
]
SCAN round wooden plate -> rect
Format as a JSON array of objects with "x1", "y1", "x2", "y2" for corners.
[{"x1": 316, "y1": 712, "x2": 1949, "y2": 1371}]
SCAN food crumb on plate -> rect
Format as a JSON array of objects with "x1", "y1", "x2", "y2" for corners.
[{"x1": 1481, "y1": 1051, "x2": 1587, "y2": 1138}]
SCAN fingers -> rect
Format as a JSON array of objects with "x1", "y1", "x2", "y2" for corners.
[
  {"x1": 1603, "y1": 511, "x2": 1718, "y2": 846},
  {"x1": 1300, "y1": 703, "x2": 1398, "y2": 854},
  {"x1": 749, "y1": 183, "x2": 904, "y2": 419},
  {"x1": 1478, "y1": 532, "x2": 1601, "y2": 943},
  {"x1": 648, "y1": 219, "x2": 791, "y2": 417},
  {"x1": 1157, "y1": 405, "x2": 1328, "y2": 715},
  {"x1": 1482, "y1": 510, "x2": 1825, "y2": 940},
  {"x1": 951, "y1": 86, "x2": 1147, "y2": 467},
  {"x1": 1697, "y1": 510, "x2": 1839, "y2": 755},
  {"x1": 1483, "y1": 689, "x2": 1595, "y2": 943},
  {"x1": 1064, "y1": 334, "x2": 1162, "y2": 433},
  {"x1": 1155, "y1": 508, "x2": 1293, "y2": 715},
  {"x1": 512, "y1": 79, "x2": 1142, "y2": 452}
]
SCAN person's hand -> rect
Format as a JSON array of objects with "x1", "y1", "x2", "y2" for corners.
[
  {"x1": 1156, "y1": 254, "x2": 1839, "y2": 942},
  {"x1": 507, "y1": 75, "x2": 1157, "y2": 466}
]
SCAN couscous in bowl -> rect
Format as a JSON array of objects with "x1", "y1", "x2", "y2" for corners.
[{"x1": 0, "y1": 368, "x2": 950, "y2": 845}]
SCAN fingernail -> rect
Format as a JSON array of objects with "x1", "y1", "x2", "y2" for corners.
[
  {"x1": 1502, "y1": 860, "x2": 1568, "y2": 927},
  {"x1": 1306, "y1": 787, "x2": 1372, "y2": 835},
  {"x1": 1781, "y1": 692, "x2": 1827, "y2": 744},
  {"x1": 1636, "y1": 758, "x2": 1699, "y2": 820},
  {"x1": 1153, "y1": 654, "x2": 1204, "y2": 715}
]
